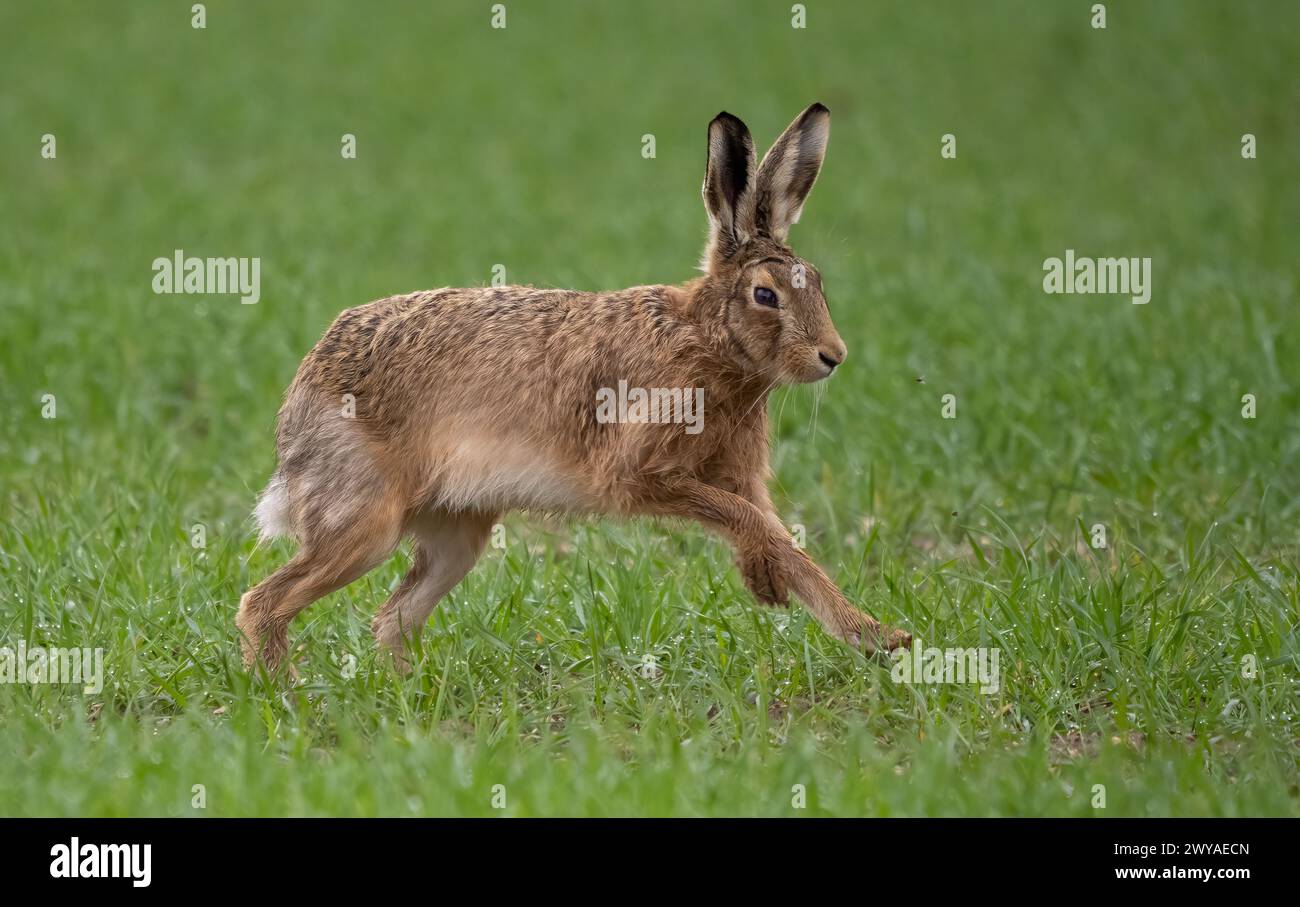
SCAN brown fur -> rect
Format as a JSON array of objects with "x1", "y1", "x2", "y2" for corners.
[{"x1": 236, "y1": 104, "x2": 911, "y2": 673}]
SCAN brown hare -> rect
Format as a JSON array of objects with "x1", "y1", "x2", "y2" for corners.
[{"x1": 237, "y1": 102, "x2": 912, "y2": 672}]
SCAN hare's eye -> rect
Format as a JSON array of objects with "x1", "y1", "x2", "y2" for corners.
[{"x1": 752, "y1": 287, "x2": 779, "y2": 308}]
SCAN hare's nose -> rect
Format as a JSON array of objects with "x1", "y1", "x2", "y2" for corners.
[{"x1": 818, "y1": 339, "x2": 846, "y2": 370}]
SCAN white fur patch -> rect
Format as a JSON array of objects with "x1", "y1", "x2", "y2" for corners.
[
  {"x1": 253, "y1": 476, "x2": 292, "y2": 540},
  {"x1": 432, "y1": 437, "x2": 589, "y2": 513}
]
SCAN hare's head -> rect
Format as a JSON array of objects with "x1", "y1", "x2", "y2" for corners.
[{"x1": 699, "y1": 103, "x2": 844, "y2": 385}]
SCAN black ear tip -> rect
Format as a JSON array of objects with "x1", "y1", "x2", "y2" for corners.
[
  {"x1": 711, "y1": 111, "x2": 745, "y2": 129},
  {"x1": 807, "y1": 102, "x2": 830, "y2": 117}
]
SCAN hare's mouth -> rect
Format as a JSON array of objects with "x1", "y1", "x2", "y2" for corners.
[
  {"x1": 817, "y1": 351, "x2": 841, "y2": 373},
  {"x1": 787, "y1": 359, "x2": 836, "y2": 385}
]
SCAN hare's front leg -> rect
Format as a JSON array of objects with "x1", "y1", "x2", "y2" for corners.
[
  {"x1": 728, "y1": 480, "x2": 796, "y2": 608},
  {"x1": 646, "y1": 479, "x2": 910, "y2": 653}
]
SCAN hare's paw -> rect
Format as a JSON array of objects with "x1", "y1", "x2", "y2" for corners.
[
  {"x1": 372, "y1": 617, "x2": 416, "y2": 675},
  {"x1": 838, "y1": 611, "x2": 911, "y2": 654}
]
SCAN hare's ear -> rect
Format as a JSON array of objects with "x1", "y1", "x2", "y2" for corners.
[
  {"x1": 745, "y1": 102, "x2": 830, "y2": 243},
  {"x1": 702, "y1": 112, "x2": 756, "y2": 265}
]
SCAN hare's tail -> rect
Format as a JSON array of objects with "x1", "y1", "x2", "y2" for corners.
[{"x1": 253, "y1": 472, "x2": 293, "y2": 542}]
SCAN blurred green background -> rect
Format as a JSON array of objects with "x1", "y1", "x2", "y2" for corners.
[{"x1": 0, "y1": 1, "x2": 1297, "y2": 816}]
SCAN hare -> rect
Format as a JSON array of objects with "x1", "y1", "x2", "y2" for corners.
[{"x1": 236, "y1": 102, "x2": 912, "y2": 673}]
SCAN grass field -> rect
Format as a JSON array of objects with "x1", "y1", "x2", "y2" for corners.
[{"x1": 1, "y1": 0, "x2": 1297, "y2": 816}]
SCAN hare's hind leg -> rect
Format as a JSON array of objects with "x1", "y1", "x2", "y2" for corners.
[
  {"x1": 372, "y1": 509, "x2": 497, "y2": 672},
  {"x1": 237, "y1": 494, "x2": 404, "y2": 671}
]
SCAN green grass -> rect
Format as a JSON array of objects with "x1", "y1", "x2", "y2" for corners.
[{"x1": 1, "y1": 0, "x2": 1297, "y2": 816}]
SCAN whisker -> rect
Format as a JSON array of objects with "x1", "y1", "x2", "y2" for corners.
[{"x1": 742, "y1": 376, "x2": 781, "y2": 422}]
